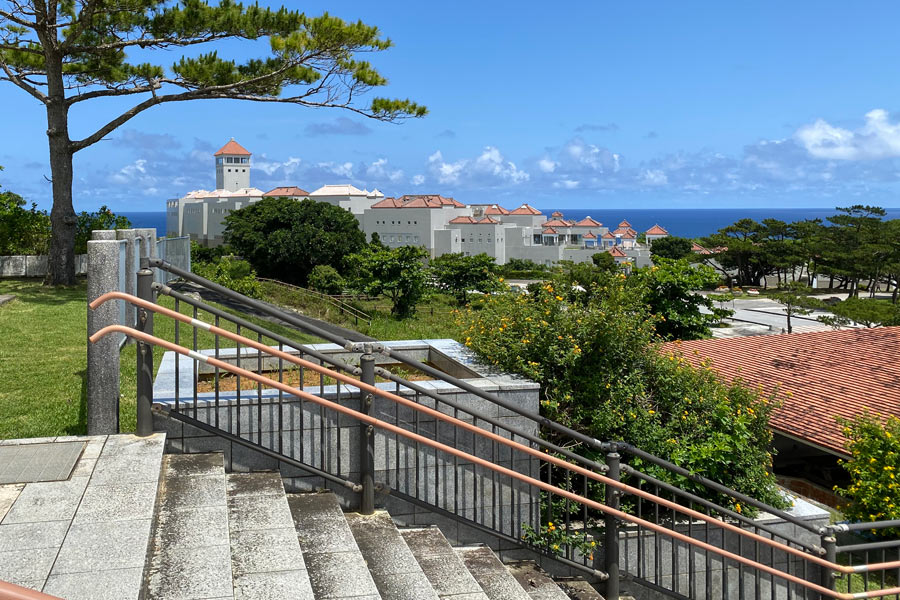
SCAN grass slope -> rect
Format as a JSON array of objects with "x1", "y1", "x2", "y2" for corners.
[{"x1": 0, "y1": 278, "x2": 322, "y2": 438}]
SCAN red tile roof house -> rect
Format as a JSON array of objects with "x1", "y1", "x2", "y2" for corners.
[{"x1": 664, "y1": 327, "x2": 900, "y2": 505}]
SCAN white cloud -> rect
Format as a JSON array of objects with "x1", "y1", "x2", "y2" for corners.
[
  {"x1": 639, "y1": 169, "x2": 668, "y2": 186},
  {"x1": 254, "y1": 156, "x2": 301, "y2": 176},
  {"x1": 425, "y1": 146, "x2": 529, "y2": 186},
  {"x1": 411, "y1": 174, "x2": 425, "y2": 185},
  {"x1": 553, "y1": 179, "x2": 580, "y2": 189},
  {"x1": 796, "y1": 109, "x2": 900, "y2": 160},
  {"x1": 538, "y1": 158, "x2": 558, "y2": 173},
  {"x1": 110, "y1": 159, "x2": 148, "y2": 184},
  {"x1": 316, "y1": 161, "x2": 354, "y2": 178},
  {"x1": 366, "y1": 158, "x2": 404, "y2": 182}
]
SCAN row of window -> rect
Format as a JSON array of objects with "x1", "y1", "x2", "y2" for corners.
[
  {"x1": 225, "y1": 169, "x2": 247, "y2": 173},
  {"x1": 375, "y1": 220, "x2": 418, "y2": 225},
  {"x1": 461, "y1": 237, "x2": 501, "y2": 244},
  {"x1": 216, "y1": 157, "x2": 250, "y2": 164},
  {"x1": 381, "y1": 234, "x2": 420, "y2": 244}
]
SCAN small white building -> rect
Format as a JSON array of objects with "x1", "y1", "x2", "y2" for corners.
[
  {"x1": 308, "y1": 184, "x2": 384, "y2": 215},
  {"x1": 361, "y1": 195, "x2": 471, "y2": 252}
]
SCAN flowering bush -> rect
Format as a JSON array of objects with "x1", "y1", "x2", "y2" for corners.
[
  {"x1": 834, "y1": 412, "x2": 900, "y2": 534},
  {"x1": 458, "y1": 274, "x2": 785, "y2": 510}
]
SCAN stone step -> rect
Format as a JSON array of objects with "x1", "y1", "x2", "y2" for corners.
[
  {"x1": 346, "y1": 510, "x2": 439, "y2": 600},
  {"x1": 455, "y1": 546, "x2": 532, "y2": 600},
  {"x1": 505, "y1": 561, "x2": 571, "y2": 600},
  {"x1": 555, "y1": 578, "x2": 605, "y2": 600},
  {"x1": 145, "y1": 452, "x2": 233, "y2": 600},
  {"x1": 288, "y1": 491, "x2": 381, "y2": 600},
  {"x1": 400, "y1": 527, "x2": 489, "y2": 600},
  {"x1": 227, "y1": 472, "x2": 313, "y2": 600}
]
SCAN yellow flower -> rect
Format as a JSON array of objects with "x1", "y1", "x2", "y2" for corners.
[{"x1": 648, "y1": 409, "x2": 655, "y2": 415}]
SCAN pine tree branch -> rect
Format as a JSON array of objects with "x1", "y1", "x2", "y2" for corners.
[
  {"x1": 65, "y1": 79, "x2": 161, "y2": 105},
  {"x1": 0, "y1": 57, "x2": 46, "y2": 102},
  {"x1": 0, "y1": 7, "x2": 36, "y2": 28}
]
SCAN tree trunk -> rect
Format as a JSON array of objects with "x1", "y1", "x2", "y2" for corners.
[
  {"x1": 786, "y1": 310, "x2": 792, "y2": 334},
  {"x1": 43, "y1": 60, "x2": 76, "y2": 285}
]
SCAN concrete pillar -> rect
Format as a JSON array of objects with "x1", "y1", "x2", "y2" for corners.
[
  {"x1": 87, "y1": 239, "x2": 122, "y2": 435},
  {"x1": 116, "y1": 229, "x2": 140, "y2": 328},
  {"x1": 92, "y1": 230, "x2": 117, "y2": 241},
  {"x1": 135, "y1": 228, "x2": 157, "y2": 259}
]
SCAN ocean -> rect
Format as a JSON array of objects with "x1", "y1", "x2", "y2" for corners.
[{"x1": 121, "y1": 207, "x2": 900, "y2": 241}]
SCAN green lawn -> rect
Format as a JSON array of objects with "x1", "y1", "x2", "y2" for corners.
[{"x1": 0, "y1": 278, "x2": 322, "y2": 438}]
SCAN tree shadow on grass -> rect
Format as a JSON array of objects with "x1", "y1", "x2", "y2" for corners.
[{"x1": 0, "y1": 277, "x2": 86, "y2": 307}]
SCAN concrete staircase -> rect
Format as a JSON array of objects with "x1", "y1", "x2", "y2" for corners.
[{"x1": 145, "y1": 451, "x2": 604, "y2": 600}]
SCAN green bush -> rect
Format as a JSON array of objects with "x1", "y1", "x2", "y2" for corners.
[
  {"x1": 74, "y1": 206, "x2": 131, "y2": 254},
  {"x1": 834, "y1": 412, "x2": 900, "y2": 532},
  {"x1": 457, "y1": 275, "x2": 785, "y2": 509},
  {"x1": 308, "y1": 265, "x2": 345, "y2": 295},
  {"x1": 193, "y1": 256, "x2": 262, "y2": 298},
  {"x1": 0, "y1": 188, "x2": 51, "y2": 255}
]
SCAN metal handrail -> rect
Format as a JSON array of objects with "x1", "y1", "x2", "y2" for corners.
[
  {"x1": 88, "y1": 321, "x2": 900, "y2": 599},
  {"x1": 255, "y1": 277, "x2": 373, "y2": 324},
  {"x1": 149, "y1": 257, "x2": 840, "y2": 536},
  {"x1": 141, "y1": 286, "x2": 614, "y2": 477},
  {"x1": 0, "y1": 581, "x2": 61, "y2": 600}
]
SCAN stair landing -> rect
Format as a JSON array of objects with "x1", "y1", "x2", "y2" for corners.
[{"x1": 0, "y1": 434, "x2": 166, "y2": 599}]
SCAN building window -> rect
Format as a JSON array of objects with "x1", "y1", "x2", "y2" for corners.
[
  {"x1": 242, "y1": 169, "x2": 246, "y2": 173},
  {"x1": 241, "y1": 157, "x2": 249, "y2": 164}
]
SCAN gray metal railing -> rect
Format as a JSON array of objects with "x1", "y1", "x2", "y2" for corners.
[{"x1": 105, "y1": 257, "x2": 900, "y2": 599}]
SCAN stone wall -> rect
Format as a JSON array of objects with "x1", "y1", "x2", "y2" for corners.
[{"x1": 0, "y1": 254, "x2": 87, "y2": 277}]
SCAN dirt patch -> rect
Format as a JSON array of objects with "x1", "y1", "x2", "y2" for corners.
[{"x1": 196, "y1": 363, "x2": 436, "y2": 393}]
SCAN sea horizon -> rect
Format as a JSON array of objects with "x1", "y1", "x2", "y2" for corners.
[{"x1": 121, "y1": 206, "x2": 900, "y2": 241}]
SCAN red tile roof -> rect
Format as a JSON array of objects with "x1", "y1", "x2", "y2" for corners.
[
  {"x1": 618, "y1": 219, "x2": 632, "y2": 228},
  {"x1": 542, "y1": 227, "x2": 558, "y2": 235},
  {"x1": 510, "y1": 204, "x2": 543, "y2": 215},
  {"x1": 551, "y1": 211, "x2": 564, "y2": 217},
  {"x1": 645, "y1": 224, "x2": 669, "y2": 235},
  {"x1": 691, "y1": 242, "x2": 712, "y2": 254},
  {"x1": 602, "y1": 232, "x2": 616, "y2": 239},
  {"x1": 370, "y1": 197, "x2": 405, "y2": 208},
  {"x1": 612, "y1": 227, "x2": 637, "y2": 238},
  {"x1": 214, "y1": 139, "x2": 251, "y2": 156},
  {"x1": 477, "y1": 216, "x2": 500, "y2": 224},
  {"x1": 484, "y1": 205, "x2": 510, "y2": 215},
  {"x1": 583, "y1": 232, "x2": 597, "y2": 239},
  {"x1": 449, "y1": 216, "x2": 478, "y2": 224},
  {"x1": 541, "y1": 219, "x2": 571, "y2": 228},
  {"x1": 664, "y1": 327, "x2": 900, "y2": 456},
  {"x1": 574, "y1": 217, "x2": 603, "y2": 227},
  {"x1": 609, "y1": 246, "x2": 627, "y2": 257},
  {"x1": 264, "y1": 186, "x2": 309, "y2": 197}
]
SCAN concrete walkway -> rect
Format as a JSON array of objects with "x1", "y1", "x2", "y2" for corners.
[{"x1": 0, "y1": 434, "x2": 165, "y2": 600}]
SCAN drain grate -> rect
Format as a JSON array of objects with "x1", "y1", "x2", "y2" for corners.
[{"x1": 0, "y1": 442, "x2": 85, "y2": 484}]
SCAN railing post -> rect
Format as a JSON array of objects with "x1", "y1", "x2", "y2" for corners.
[
  {"x1": 603, "y1": 445, "x2": 621, "y2": 600},
  {"x1": 819, "y1": 530, "x2": 836, "y2": 600},
  {"x1": 358, "y1": 350, "x2": 376, "y2": 514},
  {"x1": 135, "y1": 259, "x2": 154, "y2": 437}
]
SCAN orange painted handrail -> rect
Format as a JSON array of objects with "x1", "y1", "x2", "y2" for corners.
[
  {"x1": 87, "y1": 294, "x2": 900, "y2": 598},
  {"x1": 0, "y1": 580, "x2": 61, "y2": 600}
]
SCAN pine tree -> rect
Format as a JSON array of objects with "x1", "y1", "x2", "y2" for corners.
[{"x1": 0, "y1": 1, "x2": 426, "y2": 284}]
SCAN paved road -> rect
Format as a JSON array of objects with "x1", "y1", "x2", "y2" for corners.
[{"x1": 704, "y1": 296, "x2": 855, "y2": 335}]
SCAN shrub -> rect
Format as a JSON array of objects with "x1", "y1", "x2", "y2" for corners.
[
  {"x1": 430, "y1": 253, "x2": 503, "y2": 304},
  {"x1": 834, "y1": 412, "x2": 900, "y2": 533},
  {"x1": 345, "y1": 245, "x2": 429, "y2": 318},
  {"x1": 74, "y1": 206, "x2": 131, "y2": 254},
  {"x1": 457, "y1": 275, "x2": 785, "y2": 509},
  {"x1": 193, "y1": 256, "x2": 262, "y2": 298},
  {"x1": 0, "y1": 189, "x2": 50, "y2": 255},
  {"x1": 308, "y1": 265, "x2": 345, "y2": 295}
]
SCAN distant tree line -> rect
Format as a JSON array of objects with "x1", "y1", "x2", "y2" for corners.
[{"x1": 651, "y1": 205, "x2": 900, "y2": 300}]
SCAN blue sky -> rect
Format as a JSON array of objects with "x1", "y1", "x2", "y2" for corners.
[{"x1": 4, "y1": 1, "x2": 900, "y2": 211}]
